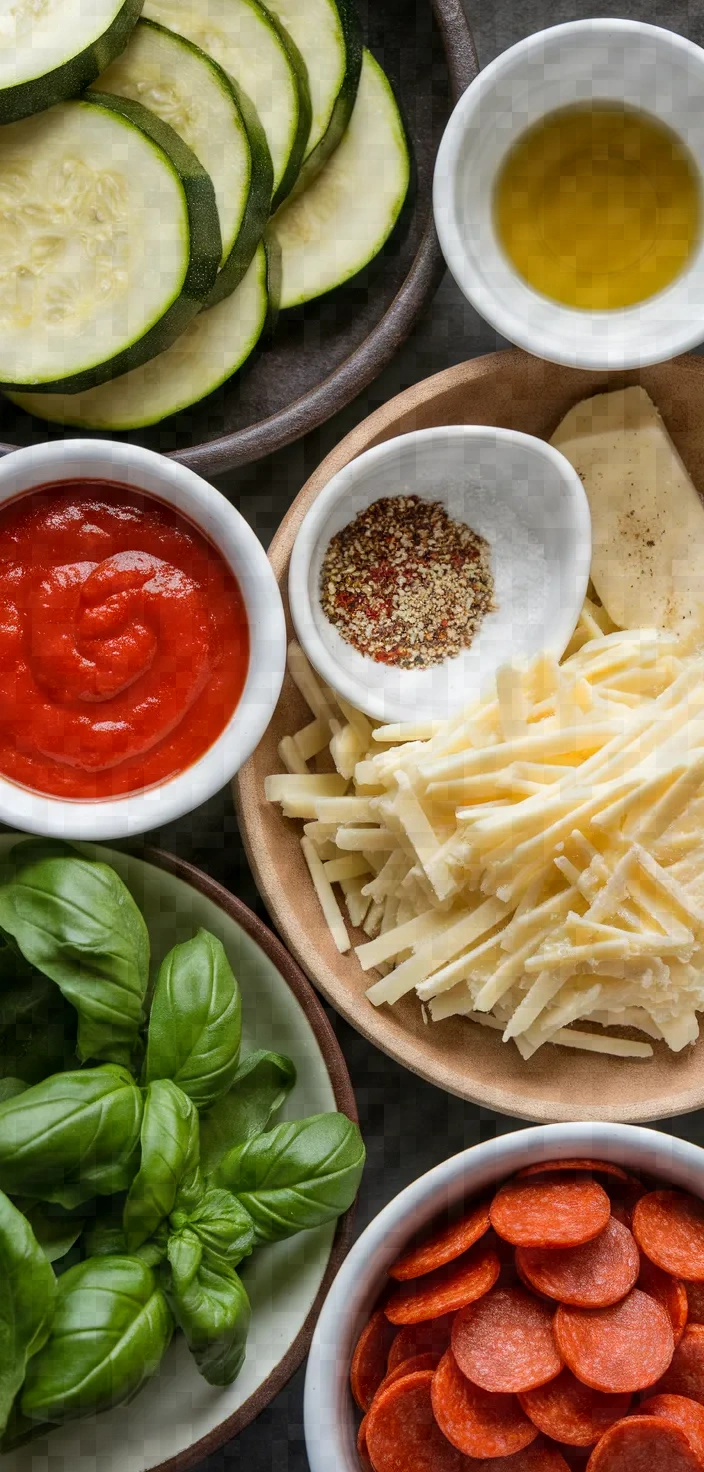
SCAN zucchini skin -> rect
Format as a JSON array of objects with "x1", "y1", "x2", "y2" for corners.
[
  {"x1": 258, "y1": 0, "x2": 313, "y2": 212},
  {"x1": 290, "y1": 0, "x2": 363, "y2": 194},
  {"x1": 206, "y1": 71, "x2": 274, "y2": 308},
  {"x1": 0, "y1": 0, "x2": 144, "y2": 125},
  {"x1": 0, "y1": 94, "x2": 221, "y2": 396}
]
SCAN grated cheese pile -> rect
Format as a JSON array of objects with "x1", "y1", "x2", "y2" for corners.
[{"x1": 265, "y1": 598, "x2": 704, "y2": 1060}]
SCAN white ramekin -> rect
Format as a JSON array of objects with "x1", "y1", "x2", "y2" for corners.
[
  {"x1": 304, "y1": 1122, "x2": 704, "y2": 1471},
  {"x1": 0, "y1": 440, "x2": 285, "y2": 839},
  {"x1": 433, "y1": 19, "x2": 704, "y2": 369}
]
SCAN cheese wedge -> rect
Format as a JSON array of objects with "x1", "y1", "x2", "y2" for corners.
[{"x1": 551, "y1": 386, "x2": 704, "y2": 645}]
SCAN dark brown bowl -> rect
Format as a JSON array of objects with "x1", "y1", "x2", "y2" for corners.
[{"x1": 0, "y1": 0, "x2": 478, "y2": 478}]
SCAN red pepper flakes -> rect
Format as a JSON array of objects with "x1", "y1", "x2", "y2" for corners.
[{"x1": 319, "y1": 495, "x2": 496, "y2": 670}]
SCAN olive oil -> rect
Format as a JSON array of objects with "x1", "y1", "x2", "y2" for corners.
[{"x1": 494, "y1": 104, "x2": 701, "y2": 310}]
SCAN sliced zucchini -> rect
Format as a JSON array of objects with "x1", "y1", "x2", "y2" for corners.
[
  {"x1": 264, "y1": 0, "x2": 362, "y2": 183},
  {"x1": 0, "y1": 0, "x2": 143, "y2": 124},
  {"x1": 271, "y1": 49, "x2": 409, "y2": 310},
  {"x1": 143, "y1": 0, "x2": 311, "y2": 209},
  {"x1": 0, "y1": 94, "x2": 221, "y2": 394},
  {"x1": 9, "y1": 244, "x2": 268, "y2": 429},
  {"x1": 94, "y1": 18, "x2": 273, "y2": 307}
]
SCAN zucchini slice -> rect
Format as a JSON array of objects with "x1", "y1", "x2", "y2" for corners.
[
  {"x1": 0, "y1": 94, "x2": 221, "y2": 394},
  {"x1": 264, "y1": 0, "x2": 362, "y2": 183},
  {"x1": 271, "y1": 49, "x2": 409, "y2": 310},
  {"x1": 143, "y1": 0, "x2": 311, "y2": 209},
  {"x1": 9, "y1": 244, "x2": 268, "y2": 429},
  {"x1": 95, "y1": 18, "x2": 273, "y2": 306},
  {"x1": 0, "y1": 0, "x2": 143, "y2": 124}
]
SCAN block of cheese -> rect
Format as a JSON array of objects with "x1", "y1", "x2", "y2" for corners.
[{"x1": 551, "y1": 386, "x2": 704, "y2": 644}]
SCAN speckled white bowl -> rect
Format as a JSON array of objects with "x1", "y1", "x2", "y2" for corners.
[
  {"x1": 304, "y1": 1122, "x2": 704, "y2": 1472},
  {"x1": 0, "y1": 439, "x2": 286, "y2": 839}
]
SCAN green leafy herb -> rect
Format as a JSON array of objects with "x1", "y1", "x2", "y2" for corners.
[
  {"x1": 24, "y1": 1205, "x2": 84, "y2": 1264},
  {"x1": 0, "y1": 1066, "x2": 143, "y2": 1203},
  {"x1": 199, "y1": 1050, "x2": 296, "y2": 1173},
  {"x1": 22, "y1": 1256, "x2": 173, "y2": 1424},
  {"x1": 123, "y1": 1079, "x2": 202, "y2": 1252},
  {"x1": 0, "y1": 1078, "x2": 28, "y2": 1103},
  {"x1": 144, "y1": 930, "x2": 241, "y2": 1109},
  {"x1": 0, "y1": 1189, "x2": 56, "y2": 1436},
  {"x1": 0, "y1": 853, "x2": 150, "y2": 1068},
  {"x1": 213, "y1": 1113, "x2": 365, "y2": 1243},
  {"x1": 169, "y1": 1188, "x2": 254, "y2": 1271},
  {"x1": 166, "y1": 1254, "x2": 250, "y2": 1387}
]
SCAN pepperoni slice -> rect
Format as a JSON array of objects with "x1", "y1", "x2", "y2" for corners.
[
  {"x1": 640, "y1": 1258, "x2": 689, "y2": 1346},
  {"x1": 450, "y1": 1438, "x2": 571, "y2": 1472},
  {"x1": 389, "y1": 1197, "x2": 492, "y2": 1281},
  {"x1": 387, "y1": 1316, "x2": 454, "y2": 1370},
  {"x1": 634, "y1": 1192, "x2": 704, "y2": 1282},
  {"x1": 554, "y1": 1289, "x2": 674, "y2": 1393},
  {"x1": 688, "y1": 1284, "x2": 704, "y2": 1326},
  {"x1": 516, "y1": 1217, "x2": 640, "y2": 1308},
  {"x1": 491, "y1": 1178, "x2": 610, "y2": 1248},
  {"x1": 431, "y1": 1349, "x2": 539, "y2": 1458},
  {"x1": 451, "y1": 1286, "x2": 562, "y2": 1394},
  {"x1": 641, "y1": 1394, "x2": 704, "y2": 1462},
  {"x1": 357, "y1": 1414, "x2": 374, "y2": 1472},
  {"x1": 653, "y1": 1324, "x2": 704, "y2": 1405},
  {"x1": 380, "y1": 1353, "x2": 442, "y2": 1391},
  {"x1": 384, "y1": 1239, "x2": 499, "y2": 1325},
  {"x1": 351, "y1": 1308, "x2": 397, "y2": 1411},
  {"x1": 516, "y1": 1160, "x2": 631, "y2": 1183},
  {"x1": 585, "y1": 1415, "x2": 703, "y2": 1472},
  {"x1": 518, "y1": 1367, "x2": 631, "y2": 1445},
  {"x1": 365, "y1": 1369, "x2": 466, "y2": 1472}
]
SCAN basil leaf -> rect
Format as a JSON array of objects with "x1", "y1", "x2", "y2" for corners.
[
  {"x1": 22, "y1": 1256, "x2": 173, "y2": 1425},
  {"x1": 0, "y1": 1189, "x2": 56, "y2": 1436},
  {"x1": 84, "y1": 1201, "x2": 168, "y2": 1267},
  {"x1": 0, "y1": 952, "x2": 79, "y2": 1085},
  {"x1": 0, "y1": 854, "x2": 149, "y2": 1068},
  {"x1": 124, "y1": 1080, "x2": 201, "y2": 1252},
  {"x1": 170, "y1": 1188, "x2": 254, "y2": 1270},
  {"x1": 24, "y1": 1205, "x2": 84, "y2": 1264},
  {"x1": 214, "y1": 1113, "x2": 365, "y2": 1243},
  {"x1": 144, "y1": 930, "x2": 242, "y2": 1109},
  {"x1": 200, "y1": 1050, "x2": 296, "y2": 1174},
  {"x1": 167, "y1": 1228, "x2": 202, "y2": 1291},
  {"x1": 0, "y1": 1066, "x2": 143, "y2": 1203},
  {"x1": 0, "y1": 1079, "x2": 28, "y2": 1103},
  {"x1": 166, "y1": 1256, "x2": 250, "y2": 1387},
  {"x1": 1, "y1": 1401, "x2": 52, "y2": 1452}
]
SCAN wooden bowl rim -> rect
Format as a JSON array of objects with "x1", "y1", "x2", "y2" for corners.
[{"x1": 131, "y1": 846, "x2": 359, "y2": 1472}]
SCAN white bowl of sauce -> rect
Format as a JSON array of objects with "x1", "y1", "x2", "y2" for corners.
[
  {"x1": 433, "y1": 19, "x2": 704, "y2": 369},
  {"x1": 0, "y1": 440, "x2": 285, "y2": 838}
]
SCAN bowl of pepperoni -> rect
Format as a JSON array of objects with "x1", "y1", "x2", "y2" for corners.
[
  {"x1": 304, "y1": 1123, "x2": 704, "y2": 1472},
  {"x1": 0, "y1": 439, "x2": 285, "y2": 838}
]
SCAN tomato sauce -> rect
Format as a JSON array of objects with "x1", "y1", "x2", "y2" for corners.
[{"x1": 0, "y1": 481, "x2": 249, "y2": 800}]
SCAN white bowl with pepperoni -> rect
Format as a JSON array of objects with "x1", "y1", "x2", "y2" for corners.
[
  {"x1": 304, "y1": 1123, "x2": 704, "y2": 1472},
  {"x1": 0, "y1": 439, "x2": 285, "y2": 838}
]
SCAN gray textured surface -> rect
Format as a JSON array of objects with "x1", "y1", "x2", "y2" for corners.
[{"x1": 57, "y1": 2, "x2": 704, "y2": 1466}]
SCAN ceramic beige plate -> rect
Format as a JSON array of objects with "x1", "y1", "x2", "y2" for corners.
[
  {"x1": 236, "y1": 348, "x2": 704, "y2": 1125},
  {"x1": 3, "y1": 839, "x2": 357, "y2": 1472}
]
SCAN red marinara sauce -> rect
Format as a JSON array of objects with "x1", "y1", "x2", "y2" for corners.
[{"x1": 0, "y1": 481, "x2": 249, "y2": 800}]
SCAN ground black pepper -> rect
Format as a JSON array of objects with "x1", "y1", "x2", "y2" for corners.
[{"x1": 319, "y1": 495, "x2": 496, "y2": 670}]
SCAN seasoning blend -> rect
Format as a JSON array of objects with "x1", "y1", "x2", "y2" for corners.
[{"x1": 319, "y1": 494, "x2": 496, "y2": 670}]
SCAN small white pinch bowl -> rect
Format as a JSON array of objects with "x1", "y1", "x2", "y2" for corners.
[
  {"x1": 0, "y1": 440, "x2": 286, "y2": 840},
  {"x1": 288, "y1": 425, "x2": 591, "y2": 724},
  {"x1": 304, "y1": 1121, "x2": 704, "y2": 1472},
  {"x1": 433, "y1": 19, "x2": 704, "y2": 370}
]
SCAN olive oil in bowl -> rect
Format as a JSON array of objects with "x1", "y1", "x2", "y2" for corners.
[{"x1": 494, "y1": 104, "x2": 701, "y2": 310}]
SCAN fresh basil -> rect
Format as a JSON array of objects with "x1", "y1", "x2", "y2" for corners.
[
  {"x1": 213, "y1": 1113, "x2": 365, "y2": 1243},
  {"x1": 0, "y1": 1066, "x2": 143, "y2": 1204},
  {"x1": 22, "y1": 1255, "x2": 173, "y2": 1424},
  {"x1": 24, "y1": 1205, "x2": 84, "y2": 1264},
  {"x1": 0, "y1": 951, "x2": 78, "y2": 1085},
  {"x1": 199, "y1": 1050, "x2": 296, "y2": 1174},
  {"x1": 144, "y1": 930, "x2": 242, "y2": 1109},
  {"x1": 166, "y1": 1255, "x2": 251, "y2": 1387},
  {"x1": 0, "y1": 1189, "x2": 56, "y2": 1436},
  {"x1": 0, "y1": 1078, "x2": 28, "y2": 1103},
  {"x1": 170, "y1": 1188, "x2": 254, "y2": 1271},
  {"x1": 84, "y1": 1200, "x2": 168, "y2": 1267},
  {"x1": 0, "y1": 853, "x2": 150, "y2": 1068},
  {"x1": 167, "y1": 1228, "x2": 202, "y2": 1291},
  {"x1": 123, "y1": 1080, "x2": 202, "y2": 1252}
]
